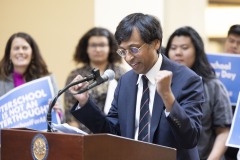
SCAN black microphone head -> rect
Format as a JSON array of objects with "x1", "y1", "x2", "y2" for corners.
[
  {"x1": 103, "y1": 69, "x2": 115, "y2": 81},
  {"x1": 77, "y1": 69, "x2": 115, "y2": 94}
]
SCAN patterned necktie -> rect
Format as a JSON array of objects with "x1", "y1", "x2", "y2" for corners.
[{"x1": 138, "y1": 75, "x2": 150, "y2": 142}]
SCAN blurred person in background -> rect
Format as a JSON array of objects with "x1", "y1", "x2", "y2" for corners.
[
  {"x1": 0, "y1": 32, "x2": 53, "y2": 95},
  {"x1": 0, "y1": 32, "x2": 64, "y2": 117},
  {"x1": 224, "y1": 24, "x2": 240, "y2": 54},
  {"x1": 223, "y1": 24, "x2": 240, "y2": 160},
  {"x1": 64, "y1": 27, "x2": 126, "y2": 133},
  {"x1": 165, "y1": 26, "x2": 233, "y2": 160},
  {"x1": 0, "y1": 32, "x2": 64, "y2": 145}
]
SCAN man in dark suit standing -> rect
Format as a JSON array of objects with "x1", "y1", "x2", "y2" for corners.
[{"x1": 69, "y1": 13, "x2": 204, "y2": 160}]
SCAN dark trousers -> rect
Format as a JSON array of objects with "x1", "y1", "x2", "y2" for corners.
[{"x1": 224, "y1": 147, "x2": 239, "y2": 160}]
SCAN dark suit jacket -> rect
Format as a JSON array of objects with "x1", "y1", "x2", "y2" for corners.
[{"x1": 71, "y1": 55, "x2": 204, "y2": 160}]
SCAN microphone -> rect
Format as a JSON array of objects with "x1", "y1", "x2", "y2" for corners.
[
  {"x1": 68, "y1": 68, "x2": 100, "y2": 87},
  {"x1": 76, "y1": 69, "x2": 115, "y2": 94},
  {"x1": 47, "y1": 68, "x2": 102, "y2": 132}
]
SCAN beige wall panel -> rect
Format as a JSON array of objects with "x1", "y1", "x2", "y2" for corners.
[
  {"x1": 0, "y1": 0, "x2": 94, "y2": 91},
  {"x1": 163, "y1": 0, "x2": 208, "y2": 47}
]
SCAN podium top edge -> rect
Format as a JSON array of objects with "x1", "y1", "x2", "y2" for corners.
[{"x1": 85, "y1": 133, "x2": 176, "y2": 151}]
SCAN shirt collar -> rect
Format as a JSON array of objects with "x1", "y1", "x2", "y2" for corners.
[{"x1": 137, "y1": 54, "x2": 163, "y2": 85}]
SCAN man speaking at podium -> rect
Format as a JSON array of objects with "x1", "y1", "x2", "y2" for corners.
[{"x1": 69, "y1": 13, "x2": 204, "y2": 160}]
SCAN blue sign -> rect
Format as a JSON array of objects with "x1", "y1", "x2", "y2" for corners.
[
  {"x1": 226, "y1": 92, "x2": 240, "y2": 148},
  {"x1": 0, "y1": 76, "x2": 60, "y2": 131},
  {"x1": 207, "y1": 53, "x2": 240, "y2": 105}
]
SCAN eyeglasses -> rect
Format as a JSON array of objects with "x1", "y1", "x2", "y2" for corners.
[
  {"x1": 117, "y1": 43, "x2": 146, "y2": 57},
  {"x1": 88, "y1": 43, "x2": 109, "y2": 49}
]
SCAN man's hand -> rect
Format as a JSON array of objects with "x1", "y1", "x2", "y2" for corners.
[
  {"x1": 155, "y1": 70, "x2": 175, "y2": 112},
  {"x1": 69, "y1": 75, "x2": 90, "y2": 107}
]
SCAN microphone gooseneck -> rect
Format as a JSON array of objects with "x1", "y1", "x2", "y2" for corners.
[
  {"x1": 47, "y1": 68, "x2": 102, "y2": 132},
  {"x1": 75, "y1": 69, "x2": 115, "y2": 94}
]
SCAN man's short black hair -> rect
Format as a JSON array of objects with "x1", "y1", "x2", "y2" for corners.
[
  {"x1": 115, "y1": 13, "x2": 163, "y2": 49},
  {"x1": 228, "y1": 24, "x2": 240, "y2": 36}
]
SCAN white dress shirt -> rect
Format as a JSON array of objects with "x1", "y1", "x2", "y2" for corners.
[{"x1": 134, "y1": 54, "x2": 163, "y2": 140}]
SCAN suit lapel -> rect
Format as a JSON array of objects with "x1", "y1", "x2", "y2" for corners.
[
  {"x1": 126, "y1": 72, "x2": 139, "y2": 138},
  {"x1": 150, "y1": 92, "x2": 164, "y2": 142}
]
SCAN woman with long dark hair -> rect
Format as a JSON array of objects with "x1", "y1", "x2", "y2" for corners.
[
  {"x1": 64, "y1": 27, "x2": 126, "y2": 133},
  {"x1": 165, "y1": 26, "x2": 233, "y2": 160}
]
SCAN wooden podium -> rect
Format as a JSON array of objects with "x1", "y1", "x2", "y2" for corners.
[{"x1": 1, "y1": 128, "x2": 176, "y2": 160}]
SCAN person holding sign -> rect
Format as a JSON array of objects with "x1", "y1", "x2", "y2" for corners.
[
  {"x1": 0, "y1": 32, "x2": 64, "y2": 120},
  {"x1": 165, "y1": 26, "x2": 233, "y2": 160}
]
